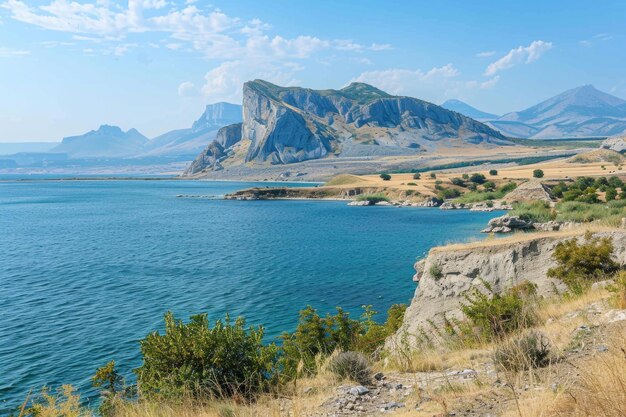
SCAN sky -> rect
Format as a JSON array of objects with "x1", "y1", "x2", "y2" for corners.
[{"x1": 0, "y1": 0, "x2": 625, "y2": 142}]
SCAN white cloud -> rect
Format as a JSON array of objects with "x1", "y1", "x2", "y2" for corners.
[
  {"x1": 580, "y1": 33, "x2": 613, "y2": 47},
  {"x1": 484, "y1": 40, "x2": 552, "y2": 76},
  {"x1": 351, "y1": 64, "x2": 461, "y2": 101},
  {"x1": 0, "y1": 46, "x2": 30, "y2": 57},
  {"x1": 476, "y1": 50, "x2": 496, "y2": 57},
  {"x1": 466, "y1": 75, "x2": 500, "y2": 90},
  {"x1": 369, "y1": 43, "x2": 392, "y2": 51},
  {"x1": 200, "y1": 60, "x2": 300, "y2": 103},
  {"x1": 177, "y1": 81, "x2": 197, "y2": 97}
]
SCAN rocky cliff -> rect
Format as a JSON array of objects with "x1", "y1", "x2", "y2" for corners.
[
  {"x1": 182, "y1": 80, "x2": 509, "y2": 175},
  {"x1": 389, "y1": 229, "x2": 626, "y2": 349},
  {"x1": 183, "y1": 123, "x2": 242, "y2": 175}
]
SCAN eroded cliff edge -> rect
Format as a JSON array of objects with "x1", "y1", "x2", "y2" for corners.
[{"x1": 389, "y1": 228, "x2": 626, "y2": 349}]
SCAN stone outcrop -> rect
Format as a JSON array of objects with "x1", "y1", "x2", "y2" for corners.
[
  {"x1": 182, "y1": 79, "x2": 509, "y2": 175},
  {"x1": 601, "y1": 134, "x2": 626, "y2": 153},
  {"x1": 182, "y1": 123, "x2": 243, "y2": 175},
  {"x1": 389, "y1": 230, "x2": 626, "y2": 349},
  {"x1": 481, "y1": 215, "x2": 534, "y2": 233}
]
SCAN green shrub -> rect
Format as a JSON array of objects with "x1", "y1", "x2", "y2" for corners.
[
  {"x1": 451, "y1": 177, "x2": 466, "y2": 187},
  {"x1": 510, "y1": 201, "x2": 552, "y2": 222},
  {"x1": 533, "y1": 169, "x2": 544, "y2": 178},
  {"x1": 470, "y1": 173, "x2": 486, "y2": 184},
  {"x1": 494, "y1": 331, "x2": 552, "y2": 372},
  {"x1": 327, "y1": 352, "x2": 371, "y2": 385},
  {"x1": 462, "y1": 173, "x2": 469, "y2": 180},
  {"x1": 93, "y1": 361, "x2": 129, "y2": 416},
  {"x1": 437, "y1": 188, "x2": 461, "y2": 200},
  {"x1": 407, "y1": 182, "x2": 417, "y2": 186},
  {"x1": 354, "y1": 304, "x2": 407, "y2": 354},
  {"x1": 280, "y1": 306, "x2": 362, "y2": 379},
  {"x1": 430, "y1": 172, "x2": 436, "y2": 179},
  {"x1": 379, "y1": 173, "x2": 391, "y2": 181},
  {"x1": 461, "y1": 281, "x2": 537, "y2": 341},
  {"x1": 605, "y1": 188, "x2": 618, "y2": 201},
  {"x1": 483, "y1": 181, "x2": 496, "y2": 191},
  {"x1": 489, "y1": 169, "x2": 498, "y2": 176},
  {"x1": 135, "y1": 312, "x2": 278, "y2": 399},
  {"x1": 429, "y1": 263, "x2": 443, "y2": 280},
  {"x1": 547, "y1": 234, "x2": 619, "y2": 294},
  {"x1": 413, "y1": 173, "x2": 421, "y2": 180}
]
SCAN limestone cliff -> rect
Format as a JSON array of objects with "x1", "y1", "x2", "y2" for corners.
[
  {"x1": 390, "y1": 230, "x2": 626, "y2": 348},
  {"x1": 183, "y1": 123, "x2": 242, "y2": 175},
  {"x1": 182, "y1": 80, "x2": 509, "y2": 175}
]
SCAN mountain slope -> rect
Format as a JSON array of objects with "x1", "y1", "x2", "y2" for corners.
[
  {"x1": 441, "y1": 99, "x2": 498, "y2": 121},
  {"x1": 51, "y1": 125, "x2": 148, "y2": 158},
  {"x1": 144, "y1": 102, "x2": 242, "y2": 156},
  {"x1": 489, "y1": 85, "x2": 626, "y2": 138},
  {"x1": 184, "y1": 80, "x2": 509, "y2": 175}
]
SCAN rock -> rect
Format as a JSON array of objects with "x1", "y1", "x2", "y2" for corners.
[
  {"x1": 481, "y1": 215, "x2": 533, "y2": 233},
  {"x1": 601, "y1": 134, "x2": 626, "y2": 153},
  {"x1": 375, "y1": 201, "x2": 393, "y2": 206},
  {"x1": 419, "y1": 197, "x2": 442, "y2": 207},
  {"x1": 349, "y1": 386, "x2": 370, "y2": 396},
  {"x1": 596, "y1": 345, "x2": 609, "y2": 352},
  {"x1": 388, "y1": 230, "x2": 626, "y2": 349},
  {"x1": 182, "y1": 123, "x2": 243, "y2": 175},
  {"x1": 603, "y1": 310, "x2": 626, "y2": 324},
  {"x1": 373, "y1": 372, "x2": 385, "y2": 381},
  {"x1": 591, "y1": 279, "x2": 614, "y2": 291}
]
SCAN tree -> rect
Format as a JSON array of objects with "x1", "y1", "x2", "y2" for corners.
[
  {"x1": 429, "y1": 172, "x2": 436, "y2": 179},
  {"x1": 412, "y1": 173, "x2": 421, "y2": 180},
  {"x1": 483, "y1": 181, "x2": 496, "y2": 191},
  {"x1": 533, "y1": 169, "x2": 544, "y2": 178},
  {"x1": 451, "y1": 177, "x2": 466, "y2": 187},
  {"x1": 605, "y1": 188, "x2": 617, "y2": 201},
  {"x1": 489, "y1": 169, "x2": 498, "y2": 176},
  {"x1": 380, "y1": 173, "x2": 391, "y2": 181},
  {"x1": 470, "y1": 173, "x2": 486, "y2": 184}
]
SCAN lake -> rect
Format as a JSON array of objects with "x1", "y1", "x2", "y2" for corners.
[{"x1": 0, "y1": 179, "x2": 500, "y2": 412}]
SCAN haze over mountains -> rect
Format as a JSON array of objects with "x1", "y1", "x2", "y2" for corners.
[
  {"x1": 183, "y1": 80, "x2": 508, "y2": 175},
  {"x1": 446, "y1": 85, "x2": 626, "y2": 139},
  {"x1": 441, "y1": 99, "x2": 499, "y2": 121}
]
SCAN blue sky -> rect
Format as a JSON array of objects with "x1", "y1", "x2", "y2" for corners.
[{"x1": 1, "y1": 0, "x2": 625, "y2": 141}]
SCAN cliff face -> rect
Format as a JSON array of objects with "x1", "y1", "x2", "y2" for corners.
[
  {"x1": 182, "y1": 80, "x2": 509, "y2": 175},
  {"x1": 183, "y1": 123, "x2": 242, "y2": 175},
  {"x1": 389, "y1": 230, "x2": 626, "y2": 349}
]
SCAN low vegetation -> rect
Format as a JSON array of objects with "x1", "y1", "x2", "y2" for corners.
[{"x1": 356, "y1": 193, "x2": 389, "y2": 203}]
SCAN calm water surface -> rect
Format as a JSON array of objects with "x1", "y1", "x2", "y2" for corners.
[{"x1": 0, "y1": 179, "x2": 500, "y2": 412}]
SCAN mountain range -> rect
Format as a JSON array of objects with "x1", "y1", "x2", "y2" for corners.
[
  {"x1": 50, "y1": 102, "x2": 243, "y2": 159},
  {"x1": 183, "y1": 80, "x2": 508, "y2": 175},
  {"x1": 441, "y1": 99, "x2": 499, "y2": 121},
  {"x1": 445, "y1": 85, "x2": 626, "y2": 139}
]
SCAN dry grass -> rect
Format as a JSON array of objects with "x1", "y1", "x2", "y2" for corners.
[{"x1": 430, "y1": 226, "x2": 618, "y2": 253}]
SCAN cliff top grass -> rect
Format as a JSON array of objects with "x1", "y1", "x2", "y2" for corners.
[
  {"x1": 324, "y1": 174, "x2": 368, "y2": 186},
  {"x1": 430, "y1": 225, "x2": 619, "y2": 253}
]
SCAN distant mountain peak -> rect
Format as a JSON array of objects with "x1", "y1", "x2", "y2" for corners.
[
  {"x1": 440, "y1": 99, "x2": 498, "y2": 121},
  {"x1": 191, "y1": 102, "x2": 243, "y2": 133},
  {"x1": 489, "y1": 85, "x2": 626, "y2": 139}
]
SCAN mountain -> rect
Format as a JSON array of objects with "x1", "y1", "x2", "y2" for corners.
[
  {"x1": 183, "y1": 80, "x2": 509, "y2": 175},
  {"x1": 143, "y1": 102, "x2": 242, "y2": 156},
  {"x1": 441, "y1": 99, "x2": 498, "y2": 121},
  {"x1": 0, "y1": 142, "x2": 57, "y2": 155},
  {"x1": 51, "y1": 125, "x2": 148, "y2": 158},
  {"x1": 488, "y1": 85, "x2": 626, "y2": 139}
]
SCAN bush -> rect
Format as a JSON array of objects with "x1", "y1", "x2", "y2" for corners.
[
  {"x1": 407, "y1": 182, "x2": 417, "y2": 186},
  {"x1": 354, "y1": 304, "x2": 407, "y2": 354},
  {"x1": 429, "y1": 263, "x2": 443, "y2": 280},
  {"x1": 327, "y1": 352, "x2": 371, "y2": 385},
  {"x1": 451, "y1": 177, "x2": 466, "y2": 187},
  {"x1": 605, "y1": 188, "x2": 618, "y2": 201},
  {"x1": 483, "y1": 181, "x2": 496, "y2": 191},
  {"x1": 461, "y1": 281, "x2": 537, "y2": 341},
  {"x1": 437, "y1": 188, "x2": 461, "y2": 200},
  {"x1": 429, "y1": 172, "x2": 436, "y2": 179},
  {"x1": 380, "y1": 173, "x2": 391, "y2": 181},
  {"x1": 533, "y1": 169, "x2": 544, "y2": 178},
  {"x1": 135, "y1": 312, "x2": 278, "y2": 399},
  {"x1": 280, "y1": 306, "x2": 362, "y2": 379},
  {"x1": 413, "y1": 173, "x2": 421, "y2": 180},
  {"x1": 547, "y1": 234, "x2": 619, "y2": 294},
  {"x1": 510, "y1": 201, "x2": 552, "y2": 222},
  {"x1": 469, "y1": 173, "x2": 486, "y2": 184},
  {"x1": 489, "y1": 169, "x2": 498, "y2": 176},
  {"x1": 494, "y1": 331, "x2": 551, "y2": 372}
]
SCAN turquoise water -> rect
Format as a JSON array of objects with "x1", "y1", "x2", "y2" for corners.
[{"x1": 0, "y1": 180, "x2": 500, "y2": 412}]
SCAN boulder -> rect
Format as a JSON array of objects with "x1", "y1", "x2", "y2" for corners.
[
  {"x1": 601, "y1": 134, "x2": 626, "y2": 153},
  {"x1": 481, "y1": 215, "x2": 534, "y2": 233}
]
